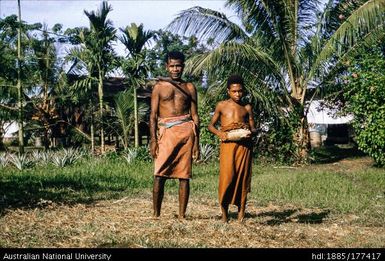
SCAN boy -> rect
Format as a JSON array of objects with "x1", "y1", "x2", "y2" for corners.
[
  {"x1": 150, "y1": 51, "x2": 200, "y2": 219},
  {"x1": 208, "y1": 74, "x2": 256, "y2": 222}
]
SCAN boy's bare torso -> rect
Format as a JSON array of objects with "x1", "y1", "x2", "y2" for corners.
[{"x1": 218, "y1": 99, "x2": 250, "y2": 127}]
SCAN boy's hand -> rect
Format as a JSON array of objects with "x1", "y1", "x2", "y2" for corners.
[{"x1": 218, "y1": 131, "x2": 227, "y2": 141}]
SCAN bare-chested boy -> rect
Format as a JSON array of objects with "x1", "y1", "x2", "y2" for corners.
[
  {"x1": 208, "y1": 74, "x2": 256, "y2": 222},
  {"x1": 150, "y1": 51, "x2": 200, "y2": 219}
]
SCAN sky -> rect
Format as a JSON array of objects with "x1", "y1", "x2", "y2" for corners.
[
  {"x1": 0, "y1": 0, "x2": 233, "y2": 31},
  {"x1": 1, "y1": 0, "x2": 236, "y2": 56}
]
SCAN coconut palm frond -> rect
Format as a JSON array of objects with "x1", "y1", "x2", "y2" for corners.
[
  {"x1": 317, "y1": 28, "x2": 385, "y2": 90},
  {"x1": 119, "y1": 23, "x2": 155, "y2": 56},
  {"x1": 185, "y1": 41, "x2": 281, "y2": 82},
  {"x1": 168, "y1": 6, "x2": 248, "y2": 44},
  {"x1": 112, "y1": 89, "x2": 149, "y2": 149},
  {"x1": 310, "y1": 0, "x2": 385, "y2": 79}
]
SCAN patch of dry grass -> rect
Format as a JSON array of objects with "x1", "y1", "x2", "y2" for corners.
[{"x1": 1, "y1": 194, "x2": 384, "y2": 248}]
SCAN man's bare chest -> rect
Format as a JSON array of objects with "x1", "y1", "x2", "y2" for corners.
[{"x1": 160, "y1": 84, "x2": 190, "y2": 102}]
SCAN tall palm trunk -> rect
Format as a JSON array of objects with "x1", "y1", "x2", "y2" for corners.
[
  {"x1": 90, "y1": 100, "x2": 95, "y2": 153},
  {"x1": 98, "y1": 72, "x2": 105, "y2": 153},
  {"x1": 43, "y1": 45, "x2": 50, "y2": 151},
  {"x1": 291, "y1": 83, "x2": 310, "y2": 163},
  {"x1": 293, "y1": 106, "x2": 310, "y2": 163},
  {"x1": 0, "y1": 129, "x2": 5, "y2": 150},
  {"x1": 17, "y1": 0, "x2": 24, "y2": 154},
  {"x1": 133, "y1": 86, "x2": 139, "y2": 147}
]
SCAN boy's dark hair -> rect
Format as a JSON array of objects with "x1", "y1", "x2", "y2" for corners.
[
  {"x1": 165, "y1": 51, "x2": 185, "y2": 63},
  {"x1": 227, "y1": 74, "x2": 244, "y2": 89}
]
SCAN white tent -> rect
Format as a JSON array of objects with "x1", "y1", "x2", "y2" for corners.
[
  {"x1": 3, "y1": 122, "x2": 18, "y2": 138},
  {"x1": 307, "y1": 100, "x2": 353, "y2": 124},
  {"x1": 307, "y1": 101, "x2": 353, "y2": 147}
]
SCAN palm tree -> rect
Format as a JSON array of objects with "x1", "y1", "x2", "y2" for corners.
[
  {"x1": 29, "y1": 24, "x2": 61, "y2": 150},
  {"x1": 118, "y1": 23, "x2": 155, "y2": 147},
  {"x1": 110, "y1": 89, "x2": 148, "y2": 150},
  {"x1": 66, "y1": 1, "x2": 116, "y2": 153},
  {"x1": 16, "y1": 0, "x2": 25, "y2": 154},
  {"x1": 0, "y1": 14, "x2": 41, "y2": 152},
  {"x1": 168, "y1": 0, "x2": 385, "y2": 162}
]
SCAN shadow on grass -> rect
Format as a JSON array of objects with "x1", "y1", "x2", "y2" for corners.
[
  {"x1": 311, "y1": 145, "x2": 366, "y2": 164},
  {"x1": 248, "y1": 208, "x2": 330, "y2": 225},
  {"x1": 0, "y1": 174, "x2": 134, "y2": 216}
]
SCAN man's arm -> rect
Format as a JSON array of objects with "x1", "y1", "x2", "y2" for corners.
[
  {"x1": 188, "y1": 83, "x2": 200, "y2": 160},
  {"x1": 189, "y1": 83, "x2": 199, "y2": 128},
  {"x1": 149, "y1": 84, "x2": 160, "y2": 158}
]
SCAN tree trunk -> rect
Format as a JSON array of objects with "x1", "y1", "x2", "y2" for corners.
[
  {"x1": 17, "y1": 0, "x2": 24, "y2": 154},
  {"x1": 291, "y1": 98, "x2": 310, "y2": 165},
  {"x1": 0, "y1": 129, "x2": 5, "y2": 151},
  {"x1": 134, "y1": 86, "x2": 139, "y2": 148},
  {"x1": 293, "y1": 115, "x2": 310, "y2": 164},
  {"x1": 90, "y1": 102, "x2": 95, "y2": 154},
  {"x1": 43, "y1": 129, "x2": 49, "y2": 151},
  {"x1": 98, "y1": 74, "x2": 105, "y2": 153}
]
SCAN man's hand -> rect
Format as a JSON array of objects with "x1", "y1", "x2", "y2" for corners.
[
  {"x1": 150, "y1": 140, "x2": 158, "y2": 159},
  {"x1": 193, "y1": 145, "x2": 200, "y2": 162}
]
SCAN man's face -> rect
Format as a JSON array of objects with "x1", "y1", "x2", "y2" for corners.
[
  {"x1": 166, "y1": 58, "x2": 184, "y2": 80},
  {"x1": 228, "y1": 84, "x2": 244, "y2": 103}
]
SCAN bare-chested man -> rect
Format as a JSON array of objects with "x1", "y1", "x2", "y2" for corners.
[
  {"x1": 150, "y1": 51, "x2": 200, "y2": 219},
  {"x1": 208, "y1": 74, "x2": 257, "y2": 222}
]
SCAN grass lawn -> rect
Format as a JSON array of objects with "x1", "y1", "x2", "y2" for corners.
[{"x1": 0, "y1": 146, "x2": 384, "y2": 247}]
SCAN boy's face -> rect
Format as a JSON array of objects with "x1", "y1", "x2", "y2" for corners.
[
  {"x1": 228, "y1": 84, "x2": 244, "y2": 103},
  {"x1": 166, "y1": 58, "x2": 184, "y2": 80}
]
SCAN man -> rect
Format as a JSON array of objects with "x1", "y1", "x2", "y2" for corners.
[
  {"x1": 208, "y1": 74, "x2": 256, "y2": 222},
  {"x1": 149, "y1": 51, "x2": 200, "y2": 219}
]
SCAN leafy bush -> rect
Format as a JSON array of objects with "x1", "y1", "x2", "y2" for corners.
[
  {"x1": 8, "y1": 153, "x2": 34, "y2": 170},
  {"x1": 122, "y1": 145, "x2": 152, "y2": 164},
  {"x1": 0, "y1": 153, "x2": 8, "y2": 168},
  {"x1": 51, "y1": 148, "x2": 83, "y2": 167},
  {"x1": 255, "y1": 116, "x2": 297, "y2": 164},
  {"x1": 199, "y1": 143, "x2": 217, "y2": 163},
  {"x1": 343, "y1": 47, "x2": 385, "y2": 166},
  {"x1": 198, "y1": 99, "x2": 219, "y2": 147}
]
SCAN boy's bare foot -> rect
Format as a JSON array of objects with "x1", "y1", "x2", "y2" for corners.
[
  {"x1": 221, "y1": 206, "x2": 229, "y2": 223},
  {"x1": 238, "y1": 206, "x2": 245, "y2": 222},
  {"x1": 237, "y1": 213, "x2": 245, "y2": 222}
]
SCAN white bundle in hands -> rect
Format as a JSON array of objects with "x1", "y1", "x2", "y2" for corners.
[{"x1": 226, "y1": 128, "x2": 251, "y2": 141}]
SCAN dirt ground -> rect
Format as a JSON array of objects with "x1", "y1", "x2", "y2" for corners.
[{"x1": 1, "y1": 195, "x2": 384, "y2": 248}]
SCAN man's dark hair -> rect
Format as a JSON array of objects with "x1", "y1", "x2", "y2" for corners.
[
  {"x1": 165, "y1": 51, "x2": 185, "y2": 63},
  {"x1": 227, "y1": 74, "x2": 244, "y2": 89}
]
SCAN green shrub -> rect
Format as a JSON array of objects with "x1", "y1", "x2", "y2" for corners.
[{"x1": 343, "y1": 47, "x2": 385, "y2": 166}]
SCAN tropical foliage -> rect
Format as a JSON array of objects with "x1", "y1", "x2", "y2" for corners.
[
  {"x1": 1, "y1": 0, "x2": 385, "y2": 167},
  {"x1": 168, "y1": 0, "x2": 385, "y2": 163},
  {"x1": 118, "y1": 22, "x2": 155, "y2": 147},
  {"x1": 341, "y1": 46, "x2": 385, "y2": 166},
  {"x1": 66, "y1": 1, "x2": 117, "y2": 153}
]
